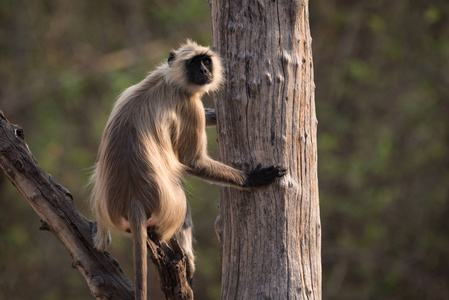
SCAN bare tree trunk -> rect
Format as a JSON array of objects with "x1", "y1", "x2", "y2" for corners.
[{"x1": 210, "y1": 0, "x2": 321, "y2": 299}]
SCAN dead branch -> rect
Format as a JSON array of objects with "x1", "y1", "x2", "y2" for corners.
[{"x1": 0, "y1": 110, "x2": 193, "y2": 300}]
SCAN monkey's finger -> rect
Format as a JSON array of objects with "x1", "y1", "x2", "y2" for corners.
[
  {"x1": 276, "y1": 170, "x2": 288, "y2": 177},
  {"x1": 272, "y1": 164, "x2": 287, "y2": 170},
  {"x1": 266, "y1": 165, "x2": 286, "y2": 173},
  {"x1": 278, "y1": 166, "x2": 288, "y2": 173},
  {"x1": 267, "y1": 164, "x2": 284, "y2": 173}
]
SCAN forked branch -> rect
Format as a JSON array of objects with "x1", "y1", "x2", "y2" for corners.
[{"x1": 0, "y1": 110, "x2": 193, "y2": 300}]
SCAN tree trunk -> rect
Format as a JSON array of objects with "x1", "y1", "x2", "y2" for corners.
[{"x1": 210, "y1": 0, "x2": 321, "y2": 299}]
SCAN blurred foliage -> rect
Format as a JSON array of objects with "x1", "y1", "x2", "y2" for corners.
[
  {"x1": 312, "y1": 0, "x2": 449, "y2": 299},
  {"x1": 0, "y1": 0, "x2": 448, "y2": 299}
]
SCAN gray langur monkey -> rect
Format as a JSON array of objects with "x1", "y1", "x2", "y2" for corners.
[{"x1": 90, "y1": 40, "x2": 287, "y2": 300}]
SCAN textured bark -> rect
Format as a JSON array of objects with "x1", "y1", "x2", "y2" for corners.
[
  {"x1": 0, "y1": 110, "x2": 192, "y2": 300},
  {"x1": 210, "y1": 0, "x2": 321, "y2": 299},
  {"x1": 147, "y1": 237, "x2": 194, "y2": 300}
]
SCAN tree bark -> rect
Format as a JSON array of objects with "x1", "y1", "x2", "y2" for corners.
[
  {"x1": 0, "y1": 110, "x2": 192, "y2": 300},
  {"x1": 210, "y1": 0, "x2": 321, "y2": 299}
]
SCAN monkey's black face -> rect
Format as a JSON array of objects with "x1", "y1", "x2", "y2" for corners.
[{"x1": 186, "y1": 54, "x2": 213, "y2": 86}]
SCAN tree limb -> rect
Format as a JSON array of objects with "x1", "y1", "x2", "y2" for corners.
[
  {"x1": 147, "y1": 236, "x2": 194, "y2": 300},
  {"x1": 0, "y1": 110, "x2": 193, "y2": 300}
]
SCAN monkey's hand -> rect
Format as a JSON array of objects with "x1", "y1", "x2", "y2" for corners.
[{"x1": 244, "y1": 164, "x2": 288, "y2": 188}]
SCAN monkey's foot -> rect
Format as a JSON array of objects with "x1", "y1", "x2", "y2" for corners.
[
  {"x1": 147, "y1": 216, "x2": 157, "y2": 227},
  {"x1": 121, "y1": 216, "x2": 157, "y2": 232}
]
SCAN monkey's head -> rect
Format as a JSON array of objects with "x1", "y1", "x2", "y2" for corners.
[{"x1": 165, "y1": 40, "x2": 224, "y2": 95}]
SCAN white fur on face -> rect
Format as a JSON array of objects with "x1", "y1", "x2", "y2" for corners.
[{"x1": 164, "y1": 40, "x2": 224, "y2": 95}]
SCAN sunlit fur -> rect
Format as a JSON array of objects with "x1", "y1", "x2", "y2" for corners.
[{"x1": 91, "y1": 40, "x2": 225, "y2": 245}]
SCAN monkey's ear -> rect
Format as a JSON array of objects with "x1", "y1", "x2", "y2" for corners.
[{"x1": 168, "y1": 51, "x2": 176, "y2": 66}]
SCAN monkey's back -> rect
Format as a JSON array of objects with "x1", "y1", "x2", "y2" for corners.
[{"x1": 92, "y1": 70, "x2": 187, "y2": 241}]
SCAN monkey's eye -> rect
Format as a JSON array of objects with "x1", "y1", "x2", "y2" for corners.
[{"x1": 203, "y1": 58, "x2": 211, "y2": 66}]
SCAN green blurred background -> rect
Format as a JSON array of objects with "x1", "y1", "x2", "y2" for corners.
[{"x1": 0, "y1": 0, "x2": 448, "y2": 299}]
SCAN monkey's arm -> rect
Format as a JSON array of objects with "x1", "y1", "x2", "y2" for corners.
[
  {"x1": 186, "y1": 156, "x2": 287, "y2": 188},
  {"x1": 204, "y1": 108, "x2": 216, "y2": 127}
]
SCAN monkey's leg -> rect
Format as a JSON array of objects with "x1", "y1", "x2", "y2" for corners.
[
  {"x1": 94, "y1": 222, "x2": 111, "y2": 251},
  {"x1": 174, "y1": 200, "x2": 195, "y2": 279}
]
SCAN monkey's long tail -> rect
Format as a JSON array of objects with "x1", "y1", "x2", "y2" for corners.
[{"x1": 129, "y1": 201, "x2": 148, "y2": 300}]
